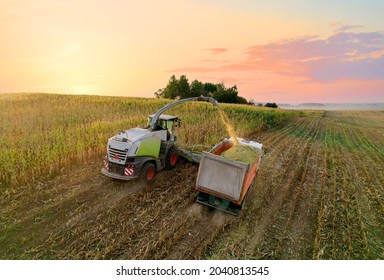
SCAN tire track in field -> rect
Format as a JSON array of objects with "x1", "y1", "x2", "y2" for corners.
[
  {"x1": 313, "y1": 113, "x2": 383, "y2": 259},
  {"x1": 347, "y1": 124, "x2": 384, "y2": 194},
  {"x1": 160, "y1": 206, "x2": 235, "y2": 259},
  {"x1": 325, "y1": 118, "x2": 342, "y2": 259},
  {"x1": 335, "y1": 116, "x2": 383, "y2": 258},
  {"x1": 340, "y1": 120, "x2": 384, "y2": 258},
  {"x1": 339, "y1": 111, "x2": 384, "y2": 165},
  {"x1": 252, "y1": 115, "x2": 322, "y2": 259},
  {"x1": 312, "y1": 117, "x2": 331, "y2": 259},
  {"x1": 243, "y1": 117, "x2": 315, "y2": 258},
  {"x1": 118, "y1": 188, "x2": 198, "y2": 260},
  {"x1": 330, "y1": 132, "x2": 360, "y2": 259},
  {"x1": 342, "y1": 122, "x2": 384, "y2": 217},
  {"x1": 256, "y1": 117, "x2": 309, "y2": 156},
  {"x1": 356, "y1": 127, "x2": 384, "y2": 162},
  {"x1": 311, "y1": 115, "x2": 338, "y2": 259},
  {"x1": 272, "y1": 117, "x2": 325, "y2": 259},
  {"x1": 336, "y1": 138, "x2": 370, "y2": 258}
]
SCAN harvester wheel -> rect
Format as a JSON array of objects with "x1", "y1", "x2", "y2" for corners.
[
  {"x1": 140, "y1": 162, "x2": 156, "y2": 183},
  {"x1": 166, "y1": 146, "x2": 178, "y2": 168}
]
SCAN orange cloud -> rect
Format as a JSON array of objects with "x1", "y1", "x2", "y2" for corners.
[
  {"x1": 169, "y1": 29, "x2": 384, "y2": 102},
  {"x1": 202, "y1": 48, "x2": 228, "y2": 55}
]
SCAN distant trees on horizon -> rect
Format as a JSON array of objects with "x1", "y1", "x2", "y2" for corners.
[
  {"x1": 264, "y1": 102, "x2": 279, "y2": 108},
  {"x1": 154, "y1": 75, "x2": 279, "y2": 108},
  {"x1": 154, "y1": 75, "x2": 249, "y2": 104}
]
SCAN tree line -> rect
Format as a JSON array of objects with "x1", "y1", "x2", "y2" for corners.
[
  {"x1": 154, "y1": 75, "x2": 279, "y2": 108},
  {"x1": 154, "y1": 75, "x2": 249, "y2": 104}
]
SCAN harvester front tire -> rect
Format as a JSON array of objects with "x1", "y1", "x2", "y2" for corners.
[
  {"x1": 140, "y1": 162, "x2": 156, "y2": 183},
  {"x1": 166, "y1": 146, "x2": 178, "y2": 168}
]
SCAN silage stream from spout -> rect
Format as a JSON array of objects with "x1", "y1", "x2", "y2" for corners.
[{"x1": 217, "y1": 107, "x2": 239, "y2": 145}]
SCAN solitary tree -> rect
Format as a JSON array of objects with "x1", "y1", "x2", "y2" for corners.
[{"x1": 264, "y1": 102, "x2": 278, "y2": 108}]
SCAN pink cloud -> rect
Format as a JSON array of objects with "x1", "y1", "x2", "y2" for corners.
[
  {"x1": 330, "y1": 23, "x2": 362, "y2": 33},
  {"x1": 172, "y1": 30, "x2": 384, "y2": 82},
  {"x1": 167, "y1": 29, "x2": 384, "y2": 102}
]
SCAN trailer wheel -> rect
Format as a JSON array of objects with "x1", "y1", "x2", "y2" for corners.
[
  {"x1": 140, "y1": 162, "x2": 156, "y2": 183},
  {"x1": 166, "y1": 146, "x2": 178, "y2": 168}
]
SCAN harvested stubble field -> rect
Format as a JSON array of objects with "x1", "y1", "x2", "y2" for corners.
[{"x1": 0, "y1": 94, "x2": 383, "y2": 260}]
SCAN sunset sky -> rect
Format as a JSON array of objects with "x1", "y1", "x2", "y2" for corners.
[{"x1": 1, "y1": 0, "x2": 383, "y2": 103}]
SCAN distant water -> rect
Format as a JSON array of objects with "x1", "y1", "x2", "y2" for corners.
[{"x1": 278, "y1": 103, "x2": 384, "y2": 110}]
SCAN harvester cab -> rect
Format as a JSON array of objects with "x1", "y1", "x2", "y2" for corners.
[
  {"x1": 147, "y1": 114, "x2": 180, "y2": 141},
  {"x1": 101, "y1": 96, "x2": 218, "y2": 182}
]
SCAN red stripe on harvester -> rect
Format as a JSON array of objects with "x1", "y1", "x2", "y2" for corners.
[{"x1": 124, "y1": 168, "x2": 133, "y2": 176}]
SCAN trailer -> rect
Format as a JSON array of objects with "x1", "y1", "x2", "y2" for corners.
[{"x1": 195, "y1": 137, "x2": 262, "y2": 215}]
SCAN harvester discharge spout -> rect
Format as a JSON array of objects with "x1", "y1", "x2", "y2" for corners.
[
  {"x1": 197, "y1": 95, "x2": 219, "y2": 107},
  {"x1": 149, "y1": 96, "x2": 219, "y2": 131}
]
